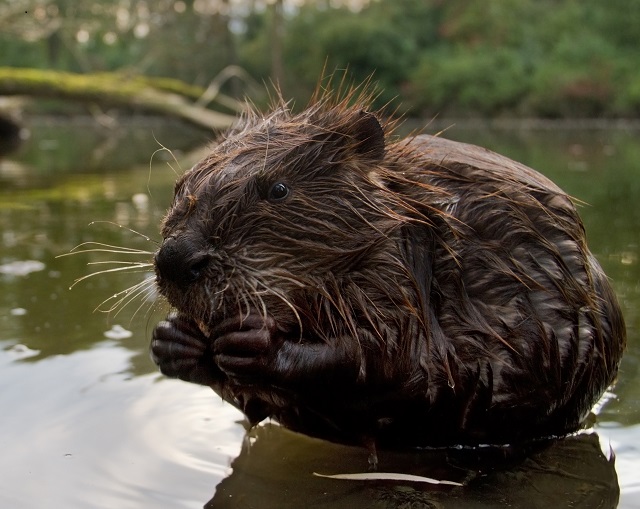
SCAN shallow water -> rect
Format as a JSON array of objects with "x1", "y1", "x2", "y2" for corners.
[{"x1": 0, "y1": 118, "x2": 638, "y2": 508}]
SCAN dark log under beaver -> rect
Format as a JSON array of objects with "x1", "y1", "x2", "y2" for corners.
[{"x1": 150, "y1": 90, "x2": 626, "y2": 455}]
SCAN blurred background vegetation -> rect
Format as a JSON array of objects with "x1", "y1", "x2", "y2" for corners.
[{"x1": 1, "y1": 0, "x2": 640, "y2": 118}]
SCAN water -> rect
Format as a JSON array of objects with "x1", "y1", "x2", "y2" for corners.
[{"x1": 0, "y1": 118, "x2": 638, "y2": 508}]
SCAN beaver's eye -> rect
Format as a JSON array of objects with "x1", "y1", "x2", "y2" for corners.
[{"x1": 268, "y1": 182, "x2": 290, "y2": 202}]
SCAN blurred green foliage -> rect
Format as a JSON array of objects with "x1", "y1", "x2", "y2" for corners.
[{"x1": 1, "y1": 0, "x2": 639, "y2": 117}]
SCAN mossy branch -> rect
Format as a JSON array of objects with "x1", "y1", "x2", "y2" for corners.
[{"x1": 0, "y1": 67, "x2": 238, "y2": 131}]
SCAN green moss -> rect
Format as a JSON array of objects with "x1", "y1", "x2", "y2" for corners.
[
  {"x1": 0, "y1": 67, "x2": 146, "y2": 100},
  {"x1": 0, "y1": 67, "x2": 235, "y2": 130},
  {"x1": 0, "y1": 175, "x2": 109, "y2": 210},
  {"x1": 0, "y1": 67, "x2": 213, "y2": 103}
]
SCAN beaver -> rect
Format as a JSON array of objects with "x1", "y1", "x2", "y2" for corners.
[{"x1": 150, "y1": 90, "x2": 626, "y2": 456}]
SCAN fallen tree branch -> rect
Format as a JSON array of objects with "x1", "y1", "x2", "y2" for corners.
[{"x1": 0, "y1": 67, "x2": 238, "y2": 131}]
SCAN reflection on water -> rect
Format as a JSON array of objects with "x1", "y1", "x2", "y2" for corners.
[
  {"x1": 207, "y1": 424, "x2": 619, "y2": 509},
  {"x1": 0, "y1": 342, "x2": 244, "y2": 509},
  {"x1": 0, "y1": 119, "x2": 638, "y2": 508}
]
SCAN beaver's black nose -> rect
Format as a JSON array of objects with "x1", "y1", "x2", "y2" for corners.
[{"x1": 154, "y1": 236, "x2": 210, "y2": 287}]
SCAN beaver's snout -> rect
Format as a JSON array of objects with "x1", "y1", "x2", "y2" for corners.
[{"x1": 154, "y1": 235, "x2": 211, "y2": 288}]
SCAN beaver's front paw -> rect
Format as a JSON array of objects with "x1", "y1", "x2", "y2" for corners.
[
  {"x1": 151, "y1": 312, "x2": 220, "y2": 386},
  {"x1": 211, "y1": 312, "x2": 279, "y2": 382}
]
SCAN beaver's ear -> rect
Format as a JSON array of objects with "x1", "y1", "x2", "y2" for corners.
[{"x1": 347, "y1": 111, "x2": 385, "y2": 161}]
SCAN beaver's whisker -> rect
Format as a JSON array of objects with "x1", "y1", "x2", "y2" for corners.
[
  {"x1": 88, "y1": 261, "x2": 152, "y2": 266},
  {"x1": 128, "y1": 291, "x2": 158, "y2": 323},
  {"x1": 95, "y1": 277, "x2": 155, "y2": 314},
  {"x1": 68, "y1": 248, "x2": 153, "y2": 256},
  {"x1": 97, "y1": 276, "x2": 151, "y2": 305},
  {"x1": 111, "y1": 281, "x2": 157, "y2": 319},
  {"x1": 86, "y1": 221, "x2": 160, "y2": 245},
  {"x1": 69, "y1": 262, "x2": 154, "y2": 289},
  {"x1": 59, "y1": 241, "x2": 154, "y2": 256}
]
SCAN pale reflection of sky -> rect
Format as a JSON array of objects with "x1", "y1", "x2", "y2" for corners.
[
  {"x1": 0, "y1": 344, "x2": 244, "y2": 509},
  {"x1": 602, "y1": 425, "x2": 640, "y2": 509}
]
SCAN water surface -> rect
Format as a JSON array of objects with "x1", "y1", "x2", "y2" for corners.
[{"x1": 0, "y1": 118, "x2": 638, "y2": 508}]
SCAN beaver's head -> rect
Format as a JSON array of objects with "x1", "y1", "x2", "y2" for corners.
[{"x1": 153, "y1": 98, "x2": 414, "y2": 335}]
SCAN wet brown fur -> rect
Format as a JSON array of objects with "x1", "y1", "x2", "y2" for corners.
[{"x1": 151, "y1": 85, "x2": 626, "y2": 449}]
